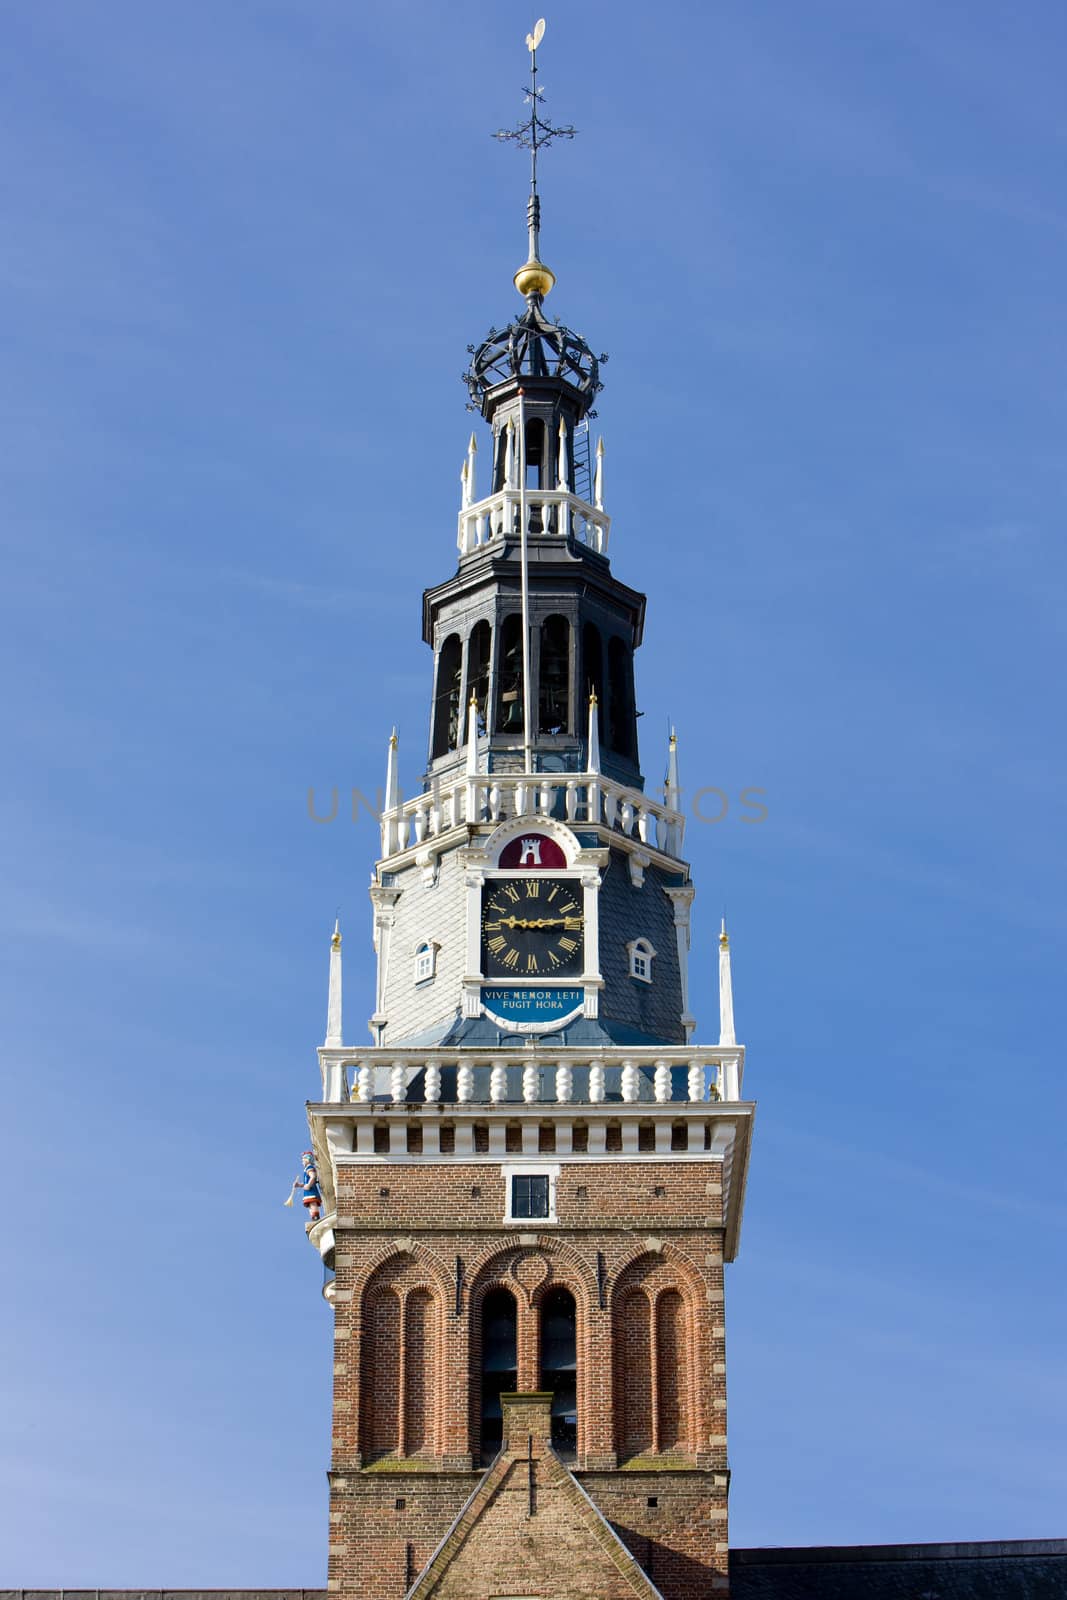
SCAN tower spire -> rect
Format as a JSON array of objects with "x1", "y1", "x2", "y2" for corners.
[
  {"x1": 718, "y1": 919, "x2": 736, "y2": 1047},
  {"x1": 325, "y1": 918, "x2": 343, "y2": 1047},
  {"x1": 493, "y1": 17, "x2": 575, "y2": 301}
]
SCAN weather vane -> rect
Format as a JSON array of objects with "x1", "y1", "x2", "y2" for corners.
[
  {"x1": 493, "y1": 18, "x2": 576, "y2": 196},
  {"x1": 493, "y1": 18, "x2": 575, "y2": 301}
]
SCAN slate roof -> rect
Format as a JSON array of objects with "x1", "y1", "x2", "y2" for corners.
[{"x1": 729, "y1": 1539, "x2": 1067, "y2": 1599}]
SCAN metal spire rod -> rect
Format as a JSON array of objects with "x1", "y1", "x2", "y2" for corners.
[{"x1": 493, "y1": 18, "x2": 576, "y2": 296}]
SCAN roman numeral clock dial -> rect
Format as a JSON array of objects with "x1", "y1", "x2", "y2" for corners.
[{"x1": 481, "y1": 879, "x2": 585, "y2": 978}]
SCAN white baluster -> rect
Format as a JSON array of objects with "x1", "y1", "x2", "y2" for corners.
[
  {"x1": 538, "y1": 778, "x2": 552, "y2": 815},
  {"x1": 619, "y1": 799, "x2": 634, "y2": 836},
  {"x1": 424, "y1": 1062, "x2": 441, "y2": 1103},
  {"x1": 621, "y1": 1059, "x2": 639, "y2": 1102},
  {"x1": 457, "y1": 1061, "x2": 474, "y2": 1103},
  {"x1": 414, "y1": 801, "x2": 428, "y2": 843},
  {"x1": 476, "y1": 511, "x2": 488, "y2": 546},
  {"x1": 603, "y1": 790, "x2": 618, "y2": 829},
  {"x1": 638, "y1": 806, "x2": 651, "y2": 844},
  {"x1": 489, "y1": 781, "x2": 502, "y2": 821},
  {"x1": 490, "y1": 1061, "x2": 507, "y2": 1103},
  {"x1": 398, "y1": 814, "x2": 411, "y2": 850},
  {"x1": 356, "y1": 1063, "x2": 373, "y2": 1103},
  {"x1": 654, "y1": 1060, "x2": 671, "y2": 1103},
  {"x1": 555, "y1": 1063, "x2": 573, "y2": 1103},
  {"x1": 523, "y1": 1063, "x2": 540, "y2": 1104},
  {"x1": 391, "y1": 1061, "x2": 406, "y2": 1104},
  {"x1": 565, "y1": 780, "x2": 578, "y2": 821},
  {"x1": 589, "y1": 1062, "x2": 606, "y2": 1103},
  {"x1": 688, "y1": 1062, "x2": 705, "y2": 1103},
  {"x1": 515, "y1": 780, "x2": 527, "y2": 819}
]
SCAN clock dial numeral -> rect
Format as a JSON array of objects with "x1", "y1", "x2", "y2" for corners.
[
  {"x1": 524, "y1": 879, "x2": 539, "y2": 897},
  {"x1": 559, "y1": 936, "x2": 577, "y2": 953},
  {"x1": 526, "y1": 953, "x2": 539, "y2": 973},
  {"x1": 502, "y1": 884, "x2": 520, "y2": 903}
]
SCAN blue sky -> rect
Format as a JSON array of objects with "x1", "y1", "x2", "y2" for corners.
[{"x1": 2, "y1": 0, "x2": 1066, "y2": 1581}]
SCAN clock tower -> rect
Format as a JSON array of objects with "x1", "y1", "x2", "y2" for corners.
[{"x1": 301, "y1": 24, "x2": 753, "y2": 1600}]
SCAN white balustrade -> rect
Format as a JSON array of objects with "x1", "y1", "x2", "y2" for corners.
[
  {"x1": 324, "y1": 1046, "x2": 741, "y2": 1110},
  {"x1": 379, "y1": 769, "x2": 684, "y2": 865},
  {"x1": 457, "y1": 487, "x2": 610, "y2": 559}
]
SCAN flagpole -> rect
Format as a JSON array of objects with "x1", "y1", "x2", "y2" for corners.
[{"x1": 517, "y1": 389, "x2": 533, "y2": 776}]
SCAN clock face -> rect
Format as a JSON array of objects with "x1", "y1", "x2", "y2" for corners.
[{"x1": 481, "y1": 877, "x2": 585, "y2": 979}]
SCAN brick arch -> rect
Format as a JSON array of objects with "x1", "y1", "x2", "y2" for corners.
[
  {"x1": 611, "y1": 1251, "x2": 703, "y2": 1460},
  {"x1": 352, "y1": 1237, "x2": 453, "y2": 1303},
  {"x1": 359, "y1": 1252, "x2": 446, "y2": 1462},
  {"x1": 466, "y1": 1233, "x2": 599, "y2": 1305}
]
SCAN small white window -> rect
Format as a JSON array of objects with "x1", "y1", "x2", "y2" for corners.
[
  {"x1": 414, "y1": 940, "x2": 439, "y2": 984},
  {"x1": 501, "y1": 1163, "x2": 560, "y2": 1224},
  {"x1": 627, "y1": 937, "x2": 657, "y2": 984}
]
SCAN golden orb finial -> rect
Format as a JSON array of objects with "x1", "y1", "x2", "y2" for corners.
[{"x1": 514, "y1": 255, "x2": 556, "y2": 299}]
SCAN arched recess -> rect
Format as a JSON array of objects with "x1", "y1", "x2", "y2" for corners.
[
  {"x1": 359, "y1": 1255, "x2": 444, "y2": 1462},
  {"x1": 655, "y1": 1288, "x2": 688, "y2": 1451},
  {"x1": 479, "y1": 1286, "x2": 518, "y2": 1464},
  {"x1": 496, "y1": 613, "x2": 524, "y2": 735},
  {"x1": 538, "y1": 614, "x2": 571, "y2": 735},
  {"x1": 539, "y1": 1285, "x2": 577, "y2": 1458},
  {"x1": 582, "y1": 623, "x2": 604, "y2": 737},
  {"x1": 362, "y1": 1286, "x2": 401, "y2": 1459},
  {"x1": 467, "y1": 619, "x2": 491, "y2": 733},
  {"x1": 432, "y1": 633, "x2": 462, "y2": 759},
  {"x1": 404, "y1": 1288, "x2": 437, "y2": 1455},
  {"x1": 616, "y1": 1290, "x2": 653, "y2": 1459},
  {"x1": 608, "y1": 635, "x2": 636, "y2": 760},
  {"x1": 612, "y1": 1250, "x2": 701, "y2": 1460}
]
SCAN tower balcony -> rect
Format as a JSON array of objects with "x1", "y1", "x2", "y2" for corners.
[
  {"x1": 380, "y1": 768, "x2": 684, "y2": 862},
  {"x1": 317, "y1": 1043, "x2": 742, "y2": 1107},
  {"x1": 458, "y1": 486, "x2": 610, "y2": 558},
  {"x1": 308, "y1": 1044, "x2": 752, "y2": 1260}
]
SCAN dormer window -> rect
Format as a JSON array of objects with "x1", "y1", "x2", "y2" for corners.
[
  {"x1": 627, "y1": 937, "x2": 656, "y2": 984},
  {"x1": 414, "y1": 940, "x2": 439, "y2": 984}
]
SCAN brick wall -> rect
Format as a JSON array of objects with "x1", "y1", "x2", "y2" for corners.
[{"x1": 327, "y1": 1155, "x2": 729, "y2": 1599}]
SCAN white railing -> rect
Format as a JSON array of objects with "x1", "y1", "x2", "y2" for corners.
[
  {"x1": 317, "y1": 1045, "x2": 743, "y2": 1107},
  {"x1": 380, "y1": 770, "x2": 684, "y2": 860},
  {"x1": 458, "y1": 487, "x2": 610, "y2": 558}
]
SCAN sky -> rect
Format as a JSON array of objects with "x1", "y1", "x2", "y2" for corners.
[{"x1": 2, "y1": 0, "x2": 1066, "y2": 1582}]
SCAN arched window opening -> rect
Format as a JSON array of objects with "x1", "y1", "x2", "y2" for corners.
[
  {"x1": 656, "y1": 1290, "x2": 687, "y2": 1452},
  {"x1": 608, "y1": 636, "x2": 636, "y2": 760},
  {"x1": 480, "y1": 1288, "x2": 518, "y2": 1463},
  {"x1": 414, "y1": 941, "x2": 437, "y2": 984},
  {"x1": 467, "y1": 620, "x2": 491, "y2": 735},
  {"x1": 627, "y1": 937, "x2": 656, "y2": 984},
  {"x1": 431, "y1": 633, "x2": 462, "y2": 759},
  {"x1": 496, "y1": 614, "x2": 525, "y2": 735},
  {"x1": 525, "y1": 418, "x2": 547, "y2": 489},
  {"x1": 539, "y1": 1287, "x2": 577, "y2": 1458},
  {"x1": 582, "y1": 623, "x2": 604, "y2": 738},
  {"x1": 538, "y1": 615, "x2": 571, "y2": 735}
]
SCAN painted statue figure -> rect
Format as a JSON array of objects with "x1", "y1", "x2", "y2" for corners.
[{"x1": 288, "y1": 1150, "x2": 322, "y2": 1222}]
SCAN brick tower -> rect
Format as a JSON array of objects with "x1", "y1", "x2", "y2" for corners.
[{"x1": 301, "y1": 24, "x2": 753, "y2": 1600}]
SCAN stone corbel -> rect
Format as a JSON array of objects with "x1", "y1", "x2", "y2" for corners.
[{"x1": 628, "y1": 849, "x2": 651, "y2": 888}]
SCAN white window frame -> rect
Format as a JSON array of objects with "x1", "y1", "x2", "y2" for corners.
[
  {"x1": 413, "y1": 939, "x2": 440, "y2": 985},
  {"x1": 501, "y1": 1162, "x2": 560, "y2": 1225},
  {"x1": 626, "y1": 936, "x2": 657, "y2": 984}
]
